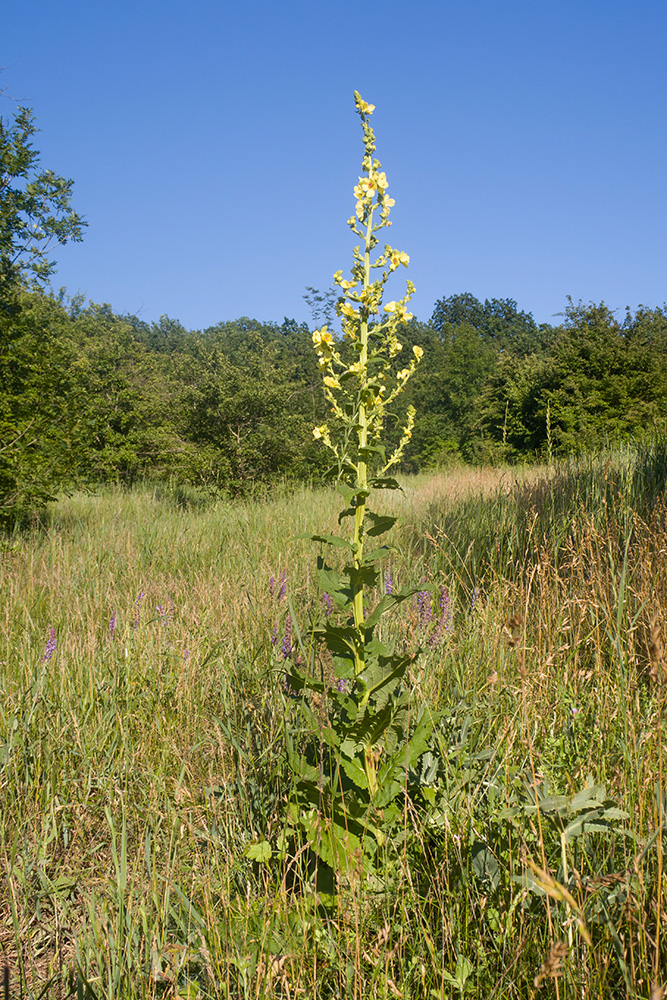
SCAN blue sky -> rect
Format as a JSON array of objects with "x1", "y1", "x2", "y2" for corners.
[{"x1": 3, "y1": 0, "x2": 667, "y2": 331}]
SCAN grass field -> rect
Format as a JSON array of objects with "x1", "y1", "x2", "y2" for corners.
[{"x1": 1, "y1": 444, "x2": 666, "y2": 998}]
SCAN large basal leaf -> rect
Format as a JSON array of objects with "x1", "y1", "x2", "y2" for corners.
[{"x1": 339, "y1": 755, "x2": 369, "y2": 790}]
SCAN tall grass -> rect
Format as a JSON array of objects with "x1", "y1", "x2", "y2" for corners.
[{"x1": 0, "y1": 446, "x2": 666, "y2": 998}]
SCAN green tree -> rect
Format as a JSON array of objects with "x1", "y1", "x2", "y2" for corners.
[
  {"x1": 0, "y1": 291, "x2": 82, "y2": 525},
  {"x1": 1, "y1": 106, "x2": 86, "y2": 304}
]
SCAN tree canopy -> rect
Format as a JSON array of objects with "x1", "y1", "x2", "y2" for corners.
[{"x1": 0, "y1": 106, "x2": 86, "y2": 303}]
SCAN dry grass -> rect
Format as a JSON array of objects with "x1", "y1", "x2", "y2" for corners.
[{"x1": 0, "y1": 453, "x2": 666, "y2": 998}]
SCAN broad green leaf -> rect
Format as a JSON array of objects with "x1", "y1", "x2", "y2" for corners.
[
  {"x1": 568, "y1": 784, "x2": 606, "y2": 812},
  {"x1": 309, "y1": 533, "x2": 355, "y2": 550},
  {"x1": 363, "y1": 512, "x2": 397, "y2": 537},
  {"x1": 358, "y1": 444, "x2": 386, "y2": 463},
  {"x1": 337, "y1": 482, "x2": 369, "y2": 504},
  {"x1": 362, "y1": 545, "x2": 392, "y2": 565},
  {"x1": 340, "y1": 756, "x2": 369, "y2": 790},
  {"x1": 364, "y1": 591, "x2": 413, "y2": 628},
  {"x1": 370, "y1": 476, "x2": 402, "y2": 490},
  {"x1": 244, "y1": 840, "x2": 272, "y2": 863}
]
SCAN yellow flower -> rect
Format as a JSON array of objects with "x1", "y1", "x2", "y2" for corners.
[
  {"x1": 313, "y1": 425, "x2": 326, "y2": 439},
  {"x1": 413, "y1": 345, "x2": 424, "y2": 360},
  {"x1": 323, "y1": 376, "x2": 340, "y2": 389},
  {"x1": 389, "y1": 251, "x2": 410, "y2": 268},
  {"x1": 355, "y1": 97, "x2": 375, "y2": 115},
  {"x1": 384, "y1": 301, "x2": 413, "y2": 322},
  {"x1": 339, "y1": 302, "x2": 358, "y2": 319},
  {"x1": 354, "y1": 176, "x2": 377, "y2": 201},
  {"x1": 397, "y1": 368, "x2": 411, "y2": 380},
  {"x1": 376, "y1": 172, "x2": 388, "y2": 192}
]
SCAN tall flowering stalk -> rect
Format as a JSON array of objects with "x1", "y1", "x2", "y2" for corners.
[
  {"x1": 312, "y1": 93, "x2": 422, "y2": 674},
  {"x1": 285, "y1": 94, "x2": 437, "y2": 880}
]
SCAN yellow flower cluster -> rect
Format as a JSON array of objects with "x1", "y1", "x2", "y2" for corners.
[
  {"x1": 353, "y1": 170, "x2": 393, "y2": 221},
  {"x1": 384, "y1": 300, "x2": 413, "y2": 323},
  {"x1": 310, "y1": 93, "x2": 425, "y2": 471}
]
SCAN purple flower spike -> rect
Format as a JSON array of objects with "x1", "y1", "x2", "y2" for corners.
[
  {"x1": 281, "y1": 614, "x2": 292, "y2": 659},
  {"x1": 384, "y1": 571, "x2": 393, "y2": 595},
  {"x1": 269, "y1": 576, "x2": 275, "y2": 598},
  {"x1": 109, "y1": 612, "x2": 118, "y2": 640},
  {"x1": 470, "y1": 587, "x2": 480, "y2": 614},
  {"x1": 132, "y1": 592, "x2": 145, "y2": 630},
  {"x1": 440, "y1": 586, "x2": 453, "y2": 633},
  {"x1": 429, "y1": 585, "x2": 453, "y2": 647},
  {"x1": 335, "y1": 678, "x2": 349, "y2": 694},
  {"x1": 42, "y1": 626, "x2": 56, "y2": 661},
  {"x1": 322, "y1": 592, "x2": 333, "y2": 617},
  {"x1": 270, "y1": 621, "x2": 279, "y2": 646},
  {"x1": 278, "y1": 570, "x2": 287, "y2": 601},
  {"x1": 417, "y1": 588, "x2": 433, "y2": 630}
]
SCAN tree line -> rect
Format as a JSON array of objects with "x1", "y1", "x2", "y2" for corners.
[
  {"x1": 3, "y1": 102, "x2": 667, "y2": 526},
  {"x1": 3, "y1": 285, "x2": 667, "y2": 525}
]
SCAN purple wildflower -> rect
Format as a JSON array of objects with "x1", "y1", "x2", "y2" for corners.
[
  {"x1": 42, "y1": 626, "x2": 57, "y2": 661},
  {"x1": 269, "y1": 576, "x2": 275, "y2": 598},
  {"x1": 278, "y1": 570, "x2": 287, "y2": 601},
  {"x1": 417, "y1": 588, "x2": 433, "y2": 630},
  {"x1": 440, "y1": 587, "x2": 453, "y2": 633},
  {"x1": 182, "y1": 648, "x2": 191, "y2": 660},
  {"x1": 384, "y1": 571, "x2": 393, "y2": 595},
  {"x1": 156, "y1": 604, "x2": 168, "y2": 626},
  {"x1": 334, "y1": 678, "x2": 349, "y2": 694},
  {"x1": 132, "y1": 592, "x2": 145, "y2": 629},
  {"x1": 281, "y1": 614, "x2": 292, "y2": 659},
  {"x1": 270, "y1": 621, "x2": 279, "y2": 646},
  {"x1": 109, "y1": 611, "x2": 118, "y2": 640},
  {"x1": 470, "y1": 587, "x2": 480, "y2": 614},
  {"x1": 322, "y1": 592, "x2": 333, "y2": 617},
  {"x1": 429, "y1": 586, "x2": 453, "y2": 647}
]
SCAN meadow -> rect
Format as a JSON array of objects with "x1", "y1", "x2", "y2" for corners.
[{"x1": 0, "y1": 441, "x2": 666, "y2": 999}]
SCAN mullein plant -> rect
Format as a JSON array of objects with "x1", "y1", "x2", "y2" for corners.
[{"x1": 284, "y1": 93, "x2": 438, "y2": 885}]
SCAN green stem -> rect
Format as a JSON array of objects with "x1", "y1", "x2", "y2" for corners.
[
  {"x1": 352, "y1": 209, "x2": 373, "y2": 666},
  {"x1": 355, "y1": 208, "x2": 379, "y2": 799}
]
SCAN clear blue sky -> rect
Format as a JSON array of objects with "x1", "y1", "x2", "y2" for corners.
[{"x1": 3, "y1": 0, "x2": 667, "y2": 331}]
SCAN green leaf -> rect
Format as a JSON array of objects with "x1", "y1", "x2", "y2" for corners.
[
  {"x1": 317, "y1": 557, "x2": 351, "y2": 605},
  {"x1": 347, "y1": 563, "x2": 380, "y2": 591},
  {"x1": 337, "y1": 482, "x2": 369, "y2": 504},
  {"x1": 568, "y1": 784, "x2": 606, "y2": 812},
  {"x1": 244, "y1": 840, "x2": 272, "y2": 863},
  {"x1": 364, "y1": 512, "x2": 397, "y2": 537},
  {"x1": 370, "y1": 477, "x2": 402, "y2": 490},
  {"x1": 362, "y1": 545, "x2": 392, "y2": 565},
  {"x1": 364, "y1": 587, "x2": 422, "y2": 628},
  {"x1": 316, "y1": 623, "x2": 360, "y2": 659},
  {"x1": 308, "y1": 533, "x2": 355, "y2": 550},
  {"x1": 340, "y1": 756, "x2": 369, "y2": 790},
  {"x1": 358, "y1": 445, "x2": 386, "y2": 463}
]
